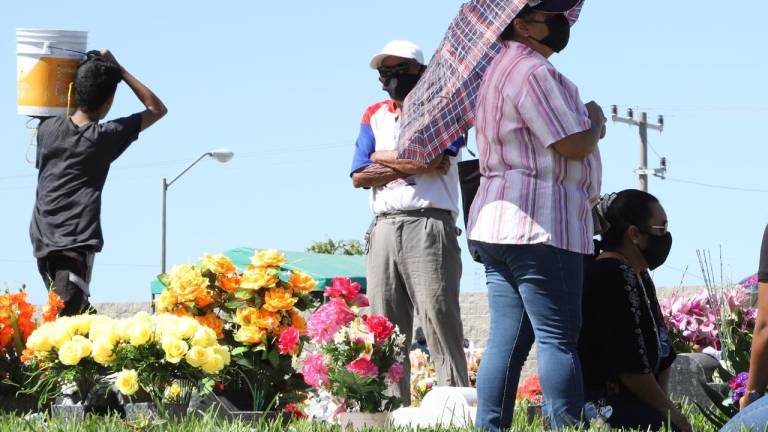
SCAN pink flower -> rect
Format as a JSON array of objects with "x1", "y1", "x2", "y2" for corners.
[
  {"x1": 386, "y1": 362, "x2": 404, "y2": 383},
  {"x1": 347, "y1": 355, "x2": 379, "y2": 377},
  {"x1": 362, "y1": 315, "x2": 395, "y2": 344},
  {"x1": 324, "y1": 277, "x2": 366, "y2": 305},
  {"x1": 307, "y1": 299, "x2": 356, "y2": 343},
  {"x1": 348, "y1": 293, "x2": 370, "y2": 308},
  {"x1": 302, "y1": 353, "x2": 329, "y2": 388},
  {"x1": 278, "y1": 327, "x2": 300, "y2": 355}
]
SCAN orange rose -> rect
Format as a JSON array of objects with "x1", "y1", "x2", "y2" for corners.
[
  {"x1": 240, "y1": 266, "x2": 278, "y2": 291},
  {"x1": 194, "y1": 293, "x2": 216, "y2": 309},
  {"x1": 288, "y1": 310, "x2": 307, "y2": 335},
  {"x1": 200, "y1": 253, "x2": 237, "y2": 275},
  {"x1": 263, "y1": 288, "x2": 298, "y2": 312},
  {"x1": 236, "y1": 307, "x2": 280, "y2": 330},
  {"x1": 218, "y1": 274, "x2": 241, "y2": 293},
  {"x1": 288, "y1": 271, "x2": 317, "y2": 293},
  {"x1": 195, "y1": 312, "x2": 225, "y2": 339},
  {"x1": 168, "y1": 265, "x2": 209, "y2": 302}
]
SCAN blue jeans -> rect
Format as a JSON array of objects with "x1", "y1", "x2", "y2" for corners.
[
  {"x1": 474, "y1": 242, "x2": 585, "y2": 431},
  {"x1": 721, "y1": 395, "x2": 768, "y2": 432}
]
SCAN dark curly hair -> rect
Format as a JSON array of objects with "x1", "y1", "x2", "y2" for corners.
[
  {"x1": 500, "y1": 6, "x2": 535, "y2": 41},
  {"x1": 600, "y1": 189, "x2": 660, "y2": 250},
  {"x1": 74, "y1": 57, "x2": 122, "y2": 113}
]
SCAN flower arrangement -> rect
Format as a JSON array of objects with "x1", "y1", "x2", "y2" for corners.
[
  {"x1": 301, "y1": 278, "x2": 405, "y2": 414},
  {"x1": 22, "y1": 312, "x2": 229, "y2": 408},
  {"x1": 0, "y1": 289, "x2": 43, "y2": 397},
  {"x1": 409, "y1": 349, "x2": 435, "y2": 407},
  {"x1": 517, "y1": 374, "x2": 543, "y2": 406},
  {"x1": 23, "y1": 314, "x2": 114, "y2": 405},
  {"x1": 155, "y1": 250, "x2": 317, "y2": 411},
  {"x1": 660, "y1": 286, "x2": 756, "y2": 362},
  {"x1": 107, "y1": 312, "x2": 230, "y2": 405}
]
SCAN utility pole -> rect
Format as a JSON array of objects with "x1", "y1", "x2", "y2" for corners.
[{"x1": 611, "y1": 106, "x2": 666, "y2": 192}]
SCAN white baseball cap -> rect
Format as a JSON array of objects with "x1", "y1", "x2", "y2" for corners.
[{"x1": 369, "y1": 40, "x2": 425, "y2": 70}]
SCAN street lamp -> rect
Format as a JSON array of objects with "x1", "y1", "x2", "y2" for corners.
[{"x1": 161, "y1": 149, "x2": 234, "y2": 273}]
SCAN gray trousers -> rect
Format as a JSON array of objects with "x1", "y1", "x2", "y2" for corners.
[{"x1": 366, "y1": 208, "x2": 469, "y2": 405}]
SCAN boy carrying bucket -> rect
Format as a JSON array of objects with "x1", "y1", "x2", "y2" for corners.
[{"x1": 30, "y1": 49, "x2": 167, "y2": 316}]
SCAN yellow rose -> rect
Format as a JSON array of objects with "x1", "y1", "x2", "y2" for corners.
[
  {"x1": 115, "y1": 369, "x2": 140, "y2": 396},
  {"x1": 288, "y1": 271, "x2": 317, "y2": 293},
  {"x1": 201, "y1": 352, "x2": 225, "y2": 374},
  {"x1": 239, "y1": 266, "x2": 278, "y2": 291},
  {"x1": 190, "y1": 326, "x2": 217, "y2": 348},
  {"x1": 92, "y1": 338, "x2": 116, "y2": 365},
  {"x1": 185, "y1": 346, "x2": 211, "y2": 368},
  {"x1": 154, "y1": 290, "x2": 179, "y2": 313},
  {"x1": 71, "y1": 335, "x2": 92, "y2": 358},
  {"x1": 160, "y1": 316, "x2": 198, "y2": 341},
  {"x1": 48, "y1": 324, "x2": 74, "y2": 349},
  {"x1": 25, "y1": 330, "x2": 53, "y2": 352},
  {"x1": 250, "y1": 249, "x2": 286, "y2": 269},
  {"x1": 164, "y1": 382, "x2": 182, "y2": 402},
  {"x1": 200, "y1": 253, "x2": 237, "y2": 275},
  {"x1": 167, "y1": 265, "x2": 209, "y2": 302},
  {"x1": 212, "y1": 346, "x2": 231, "y2": 366},
  {"x1": 235, "y1": 307, "x2": 280, "y2": 330},
  {"x1": 234, "y1": 326, "x2": 266, "y2": 345},
  {"x1": 263, "y1": 288, "x2": 298, "y2": 312},
  {"x1": 58, "y1": 340, "x2": 84, "y2": 365},
  {"x1": 162, "y1": 338, "x2": 189, "y2": 364},
  {"x1": 127, "y1": 321, "x2": 153, "y2": 346}
]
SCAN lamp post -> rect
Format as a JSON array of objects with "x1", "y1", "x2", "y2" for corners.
[{"x1": 161, "y1": 149, "x2": 234, "y2": 274}]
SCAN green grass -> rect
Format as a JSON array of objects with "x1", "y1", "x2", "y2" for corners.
[{"x1": 0, "y1": 404, "x2": 726, "y2": 432}]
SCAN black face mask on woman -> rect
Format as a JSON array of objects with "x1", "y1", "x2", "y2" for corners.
[
  {"x1": 381, "y1": 72, "x2": 422, "y2": 102},
  {"x1": 528, "y1": 13, "x2": 571, "y2": 53},
  {"x1": 638, "y1": 231, "x2": 673, "y2": 271}
]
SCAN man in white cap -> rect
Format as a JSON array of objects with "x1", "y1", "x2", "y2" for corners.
[{"x1": 350, "y1": 40, "x2": 469, "y2": 404}]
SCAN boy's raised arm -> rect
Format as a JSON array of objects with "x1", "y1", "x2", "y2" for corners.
[{"x1": 100, "y1": 49, "x2": 167, "y2": 131}]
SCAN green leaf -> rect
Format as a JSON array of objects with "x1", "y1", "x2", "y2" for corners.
[
  {"x1": 233, "y1": 356, "x2": 255, "y2": 369},
  {"x1": 230, "y1": 346, "x2": 249, "y2": 356},
  {"x1": 268, "y1": 349, "x2": 280, "y2": 368},
  {"x1": 224, "y1": 301, "x2": 247, "y2": 310},
  {"x1": 235, "y1": 289, "x2": 252, "y2": 300},
  {"x1": 158, "y1": 273, "x2": 171, "y2": 287},
  {"x1": 251, "y1": 295, "x2": 263, "y2": 309}
]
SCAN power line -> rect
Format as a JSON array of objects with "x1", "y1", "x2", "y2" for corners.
[{"x1": 665, "y1": 177, "x2": 768, "y2": 193}]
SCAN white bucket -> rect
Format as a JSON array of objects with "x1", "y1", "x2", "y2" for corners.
[{"x1": 16, "y1": 28, "x2": 88, "y2": 116}]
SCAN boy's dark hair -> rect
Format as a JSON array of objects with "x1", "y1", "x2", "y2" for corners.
[
  {"x1": 600, "y1": 189, "x2": 660, "y2": 250},
  {"x1": 74, "y1": 57, "x2": 122, "y2": 113},
  {"x1": 500, "y1": 6, "x2": 535, "y2": 41}
]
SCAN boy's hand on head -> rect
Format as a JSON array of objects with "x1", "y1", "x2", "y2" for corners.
[{"x1": 99, "y1": 49, "x2": 121, "y2": 69}]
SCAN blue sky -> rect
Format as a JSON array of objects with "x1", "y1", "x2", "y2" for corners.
[{"x1": 2, "y1": 1, "x2": 767, "y2": 305}]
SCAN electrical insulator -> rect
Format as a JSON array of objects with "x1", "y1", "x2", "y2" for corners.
[
  {"x1": 611, "y1": 105, "x2": 618, "y2": 116},
  {"x1": 658, "y1": 115, "x2": 664, "y2": 127},
  {"x1": 627, "y1": 108, "x2": 634, "y2": 119}
]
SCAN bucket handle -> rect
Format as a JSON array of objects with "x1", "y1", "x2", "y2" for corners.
[{"x1": 44, "y1": 42, "x2": 87, "y2": 57}]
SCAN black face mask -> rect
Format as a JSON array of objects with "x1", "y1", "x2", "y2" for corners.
[
  {"x1": 381, "y1": 72, "x2": 422, "y2": 102},
  {"x1": 638, "y1": 231, "x2": 673, "y2": 271},
  {"x1": 529, "y1": 13, "x2": 571, "y2": 53}
]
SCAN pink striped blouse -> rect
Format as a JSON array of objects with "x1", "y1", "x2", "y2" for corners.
[{"x1": 467, "y1": 41, "x2": 602, "y2": 255}]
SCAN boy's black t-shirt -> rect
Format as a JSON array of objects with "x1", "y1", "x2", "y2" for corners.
[{"x1": 30, "y1": 114, "x2": 142, "y2": 258}]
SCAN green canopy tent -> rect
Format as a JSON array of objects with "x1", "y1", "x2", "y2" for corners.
[{"x1": 150, "y1": 247, "x2": 366, "y2": 298}]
